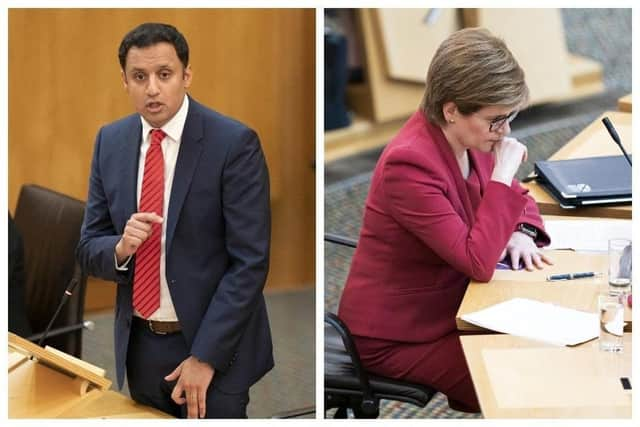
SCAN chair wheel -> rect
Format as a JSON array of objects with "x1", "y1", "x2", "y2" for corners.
[{"x1": 359, "y1": 399, "x2": 379, "y2": 418}]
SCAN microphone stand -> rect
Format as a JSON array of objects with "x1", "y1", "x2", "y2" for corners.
[
  {"x1": 38, "y1": 277, "x2": 79, "y2": 348},
  {"x1": 28, "y1": 321, "x2": 94, "y2": 342},
  {"x1": 30, "y1": 270, "x2": 81, "y2": 360},
  {"x1": 602, "y1": 117, "x2": 632, "y2": 166}
]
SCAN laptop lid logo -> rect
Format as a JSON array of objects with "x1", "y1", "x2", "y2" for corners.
[{"x1": 566, "y1": 183, "x2": 592, "y2": 193}]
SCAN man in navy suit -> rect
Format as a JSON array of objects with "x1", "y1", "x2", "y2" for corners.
[{"x1": 77, "y1": 23, "x2": 273, "y2": 418}]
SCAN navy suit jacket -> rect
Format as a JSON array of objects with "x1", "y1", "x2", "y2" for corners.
[{"x1": 77, "y1": 97, "x2": 274, "y2": 393}]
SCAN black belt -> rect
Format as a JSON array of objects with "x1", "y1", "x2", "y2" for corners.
[{"x1": 133, "y1": 316, "x2": 182, "y2": 335}]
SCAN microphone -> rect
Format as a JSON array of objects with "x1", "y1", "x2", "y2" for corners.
[
  {"x1": 28, "y1": 320, "x2": 94, "y2": 342},
  {"x1": 602, "y1": 117, "x2": 632, "y2": 166},
  {"x1": 36, "y1": 275, "x2": 80, "y2": 349}
]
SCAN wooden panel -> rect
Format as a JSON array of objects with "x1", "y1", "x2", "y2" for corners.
[
  {"x1": 9, "y1": 361, "x2": 102, "y2": 418},
  {"x1": 9, "y1": 334, "x2": 169, "y2": 418},
  {"x1": 352, "y1": 9, "x2": 600, "y2": 125},
  {"x1": 9, "y1": 9, "x2": 315, "y2": 302},
  {"x1": 464, "y1": 9, "x2": 572, "y2": 105},
  {"x1": 376, "y1": 9, "x2": 461, "y2": 82},
  {"x1": 456, "y1": 249, "x2": 631, "y2": 332},
  {"x1": 618, "y1": 94, "x2": 632, "y2": 112},
  {"x1": 324, "y1": 116, "x2": 405, "y2": 162},
  {"x1": 57, "y1": 389, "x2": 171, "y2": 418},
  {"x1": 461, "y1": 334, "x2": 632, "y2": 418},
  {"x1": 9, "y1": 332, "x2": 111, "y2": 390},
  {"x1": 355, "y1": 9, "x2": 425, "y2": 122}
]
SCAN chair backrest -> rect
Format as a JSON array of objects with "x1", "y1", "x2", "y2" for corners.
[{"x1": 13, "y1": 184, "x2": 88, "y2": 358}]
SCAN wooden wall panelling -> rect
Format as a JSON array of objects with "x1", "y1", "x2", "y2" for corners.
[
  {"x1": 349, "y1": 8, "x2": 599, "y2": 125},
  {"x1": 462, "y1": 8, "x2": 573, "y2": 105},
  {"x1": 376, "y1": 8, "x2": 462, "y2": 83},
  {"x1": 350, "y1": 8, "x2": 425, "y2": 123}
]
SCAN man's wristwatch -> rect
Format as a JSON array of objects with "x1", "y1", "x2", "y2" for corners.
[{"x1": 517, "y1": 223, "x2": 538, "y2": 240}]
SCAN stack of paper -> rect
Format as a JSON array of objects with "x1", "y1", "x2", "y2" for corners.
[
  {"x1": 461, "y1": 298, "x2": 599, "y2": 346},
  {"x1": 545, "y1": 219, "x2": 631, "y2": 252}
]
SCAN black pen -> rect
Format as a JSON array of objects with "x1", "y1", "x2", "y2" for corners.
[{"x1": 546, "y1": 272, "x2": 602, "y2": 282}]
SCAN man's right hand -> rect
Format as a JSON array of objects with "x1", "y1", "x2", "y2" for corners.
[{"x1": 115, "y1": 212, "x2": 163, "y2": 263}]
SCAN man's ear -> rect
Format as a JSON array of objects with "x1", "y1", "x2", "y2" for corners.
[
  {"x1": 182, "y1": 64, "x2": 193, "y2": 89},
  {"x1": 121, "y1": 69, "x2": 128, "y2": 90}
]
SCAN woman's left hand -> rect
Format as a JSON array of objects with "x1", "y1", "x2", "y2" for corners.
[{"x1": 500, "y1": 231, "x2": 553, "y2": 271}]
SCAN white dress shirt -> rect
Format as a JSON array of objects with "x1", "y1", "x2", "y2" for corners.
[{"x1": 116, "y1": 94, "x2": 189, "y2": 321}]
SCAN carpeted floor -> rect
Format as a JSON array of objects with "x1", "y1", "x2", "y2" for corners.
[{"x1": 324, "y1": 8, "x2": 631, "y2": 419}]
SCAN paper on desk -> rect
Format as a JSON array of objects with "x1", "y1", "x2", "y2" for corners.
[
  {"x1": 545, "y1": 219, "x2": 631, "y2": 252},
  {"x1": 461, "y1": 298, "x2": 599, "y2": 346}
]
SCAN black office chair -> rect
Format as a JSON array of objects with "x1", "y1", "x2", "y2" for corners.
[
  {"x1": 325, "y1": 233, "x2": 437, "y2": 418},
  {"x1": 13, "y1": 184, "x2": 89, "y2": 358}
]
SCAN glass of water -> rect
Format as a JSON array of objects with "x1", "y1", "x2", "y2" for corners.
[
  {"x1": 598, "y1": 293, "x2": 624, "y2": 352},
  {"x1": 608, "y1": 238, "x2": 631, "y2": 295}
]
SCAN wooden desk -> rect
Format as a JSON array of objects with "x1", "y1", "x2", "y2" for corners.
[
  {"x1": 8, "y1": 333, "x2": 170, "y2": 419},
  {"x1": 8, "y1": 354, "x2": 169, "y2": 418},
  {"x1": 523, "y1": 111, "x2": 632, "y2": 219},
  {"x1": 618, "y1": 93, "x2": 632, "y2": 112},
  {"x1": 456, "y1": 250, "x2": 632, "y2": 332},
  {"x1": 57, "y1": 390, "x2": 170, "y2": 418},
  {"x1": 460, "y1": 334, "x2": 631, "y2": 418}
]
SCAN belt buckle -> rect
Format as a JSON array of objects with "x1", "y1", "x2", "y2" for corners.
[{"x1": 148, "y1": 320, "x2": 167, "y2": 335}]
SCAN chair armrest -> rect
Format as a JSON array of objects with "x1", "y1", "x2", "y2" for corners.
[
  {"x1": 325, "y1": 312, "x2": 375, "y2": 404},
  {"x1": 325, "y1": 233, "x2": 358, "y2": 249}
]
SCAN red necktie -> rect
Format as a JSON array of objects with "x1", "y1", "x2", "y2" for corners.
[{"x1": 133, "y1": 129, "x2": 165, "y2": 318}]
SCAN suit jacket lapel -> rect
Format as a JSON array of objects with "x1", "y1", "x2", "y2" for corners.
[
  {"x1": 118, "y1": 120, "x2": 142, "y2": 232},
  {"x1": 428, "y1": 122, "x2": 475, "y2": 225},
  {"x1": 468, "y1": 150, "x2": 490, "y2": 193},
  {"x1": 166, "y1": 104, "x2": 204, "y2": 253}
]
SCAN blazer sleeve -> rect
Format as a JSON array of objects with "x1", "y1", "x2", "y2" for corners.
[
  {"x1": 382, "y1": 146, "x2": 528, "y2": 283},
  {"x1": 76, "y1": 128, "x2": 132, "y2": 284},
  {"x1": 189, "y1": 129, "x2": 271, "y2": 372},
  {"x1": 510, "y1": 179, "x2": 551, "y2": 247}
]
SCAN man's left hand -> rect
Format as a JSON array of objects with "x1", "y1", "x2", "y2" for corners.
[
  {"x1": 501, "y1": 231, "x2": 553, "y2": 271},
  {"x1": 165, "y1": 356, "x2": 215, "y2": 418}
]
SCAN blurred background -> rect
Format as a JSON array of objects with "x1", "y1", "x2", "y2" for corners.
[
  {"x1": 324, "y1": 8, "x2": 631, "y2": 419},
  {"x1": 9, "y1": 8, "x2": 315, "y2": 418}
]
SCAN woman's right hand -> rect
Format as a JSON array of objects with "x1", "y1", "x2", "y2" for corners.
[{"x1": 490, "y1": 137, "x2": 527, "y2": 186}]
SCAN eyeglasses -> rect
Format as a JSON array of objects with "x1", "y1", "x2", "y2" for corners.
[{"x1": 488, "y1": 110, "x2": 518, "y2": 132}]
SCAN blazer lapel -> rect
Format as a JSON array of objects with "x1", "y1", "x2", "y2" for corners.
[
  {"x1": 428, "y1": 123, "x2": 475, "y2": 225},
  {"x1": 118, "y1": 120, "x2": 142, "y2": 232},
  {"x1": 468, "y1": 150, "x2": 490, "y2": 193},
  {"x1": 166, "y1": 105, "x2": 204, "y2": 253}
]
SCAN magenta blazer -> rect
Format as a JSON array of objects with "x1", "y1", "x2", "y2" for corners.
[{"x1": 339, "y1": 111, "x2": 549, "y2": 343}]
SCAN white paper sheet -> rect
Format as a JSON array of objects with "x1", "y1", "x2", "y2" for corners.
[
  {"x1": 544, "y1": 219, "x2": 631, "y2": 252},
  {"x1": 461, "y1": 298, "x2": 599, "y2": 346}
]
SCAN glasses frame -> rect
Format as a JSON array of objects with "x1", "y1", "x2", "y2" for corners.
[{"x1": 488, "y1": 110, "x2": 519, "y2": 132}]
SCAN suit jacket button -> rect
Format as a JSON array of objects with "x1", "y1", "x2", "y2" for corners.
[{"x1": 170, "y1": 279, "x2": 176, "y2": 285}]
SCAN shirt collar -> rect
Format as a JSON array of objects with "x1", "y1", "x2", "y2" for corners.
[{"x1": 140, "y1": 94, "x2": 189, "y2": 143}]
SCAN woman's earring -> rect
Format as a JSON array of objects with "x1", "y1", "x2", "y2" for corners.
[{"x1": 448, "y1": 119, "x2": 455, "y2": 124}]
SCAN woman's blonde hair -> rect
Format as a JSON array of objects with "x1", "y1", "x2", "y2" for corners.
[{"x1": 421, "y1": 27, "x2": 529, "y2": 126}]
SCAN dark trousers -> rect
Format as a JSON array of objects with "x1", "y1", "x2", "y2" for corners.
[{"x1": 126, "y1": 317, "x2": 250, "y2": 418}]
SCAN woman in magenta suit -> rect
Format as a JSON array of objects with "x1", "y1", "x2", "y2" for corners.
[{"x1": 338, "y1": 28, "x2": 552, "y2": 413}]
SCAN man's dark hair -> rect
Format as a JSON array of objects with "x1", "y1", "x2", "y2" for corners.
[{"x1": 118, "y1": 23, "x2": 189, "y2": 70}]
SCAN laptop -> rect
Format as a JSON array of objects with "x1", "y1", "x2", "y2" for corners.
[{"x1": 534, "y1": 155, "x2": 632, "y2": 208}]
